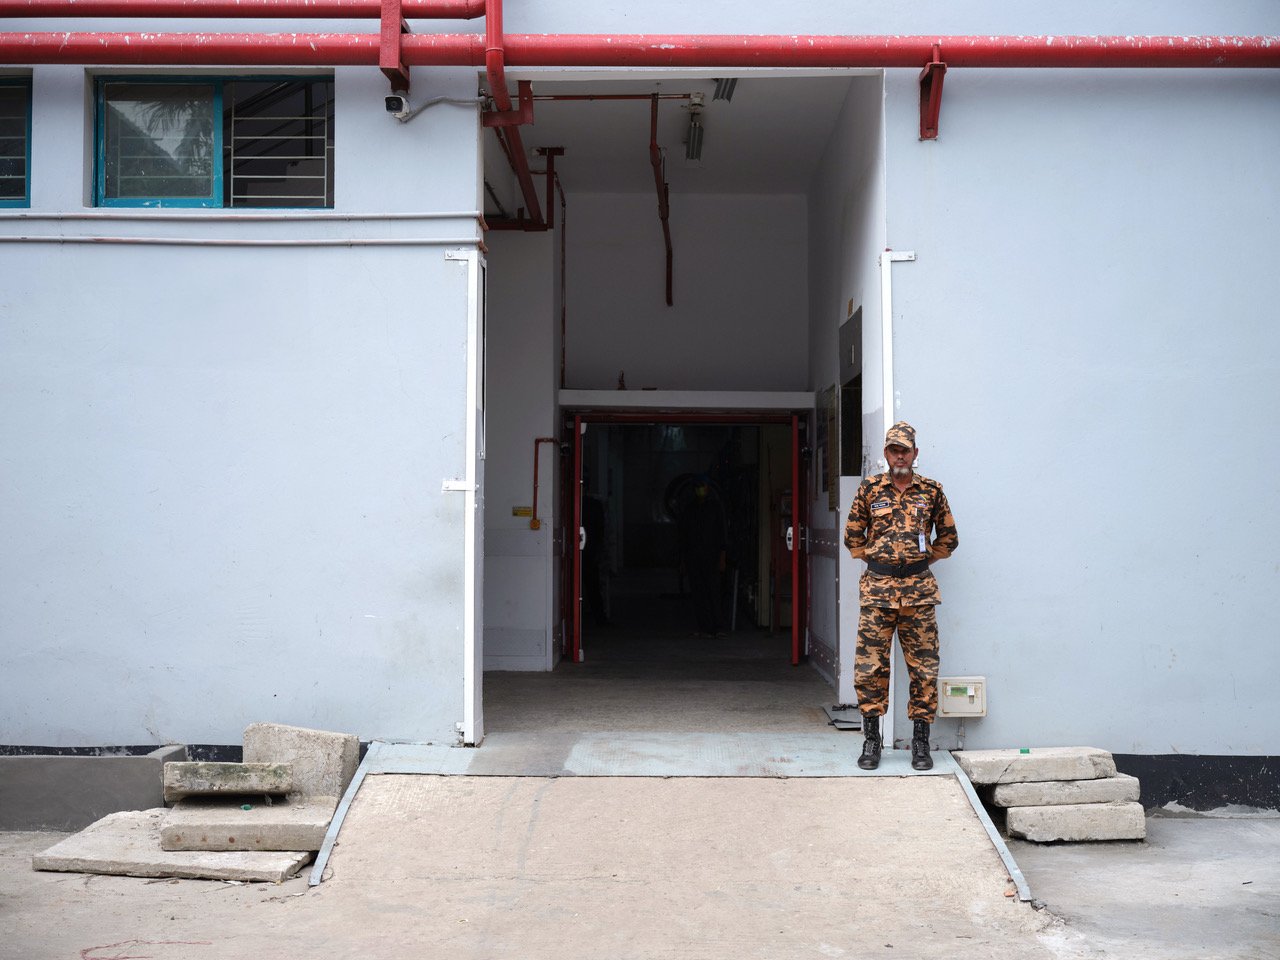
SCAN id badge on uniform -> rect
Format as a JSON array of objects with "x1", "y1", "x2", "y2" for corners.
[{"x1": 919, "y1": 533, "x2": 927, "y2": 553}]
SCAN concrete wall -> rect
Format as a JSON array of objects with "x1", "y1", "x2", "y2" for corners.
[
  {"x1": 506, "y1": 0, "x2": 1274, "y2": 36},
  {"x1": 483, "y1": 230, "x2": 559, "y2": 670},
  {"x1": 0, "y1": 65, "x2": 483, "y2": 745},
  {"x1": 805, "y1": 76, "x2": 887, "y2": 703},
  {"x1": 5, "y1": 1, "x2": 1278, "y2": 758},
  {"x1": 563, "y1": 193, "x2": 808, "y2": 392},
  {"x1": 880, "y1": 65, "x2": 1280, "y2": 754}
]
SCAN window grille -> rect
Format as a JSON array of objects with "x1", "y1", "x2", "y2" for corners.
[
  {"x1": 96, "y1": 76, "x2": 334, "y2": 209},
  {"x1": 0, "y1": 78, "x2": 32, "y2": 206},
  {"x1": 225, "y1": 79, "x2": 334, "y2": 208}
]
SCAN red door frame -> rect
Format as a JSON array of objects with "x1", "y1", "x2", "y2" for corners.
[
  {"x1": 563, "y1": 409, "x2": 808, "y2": 665},
  {"x1": 790, "y1": 413, "x2": 802, "y2": 665},
  {"x1": 571, "y1": 412, "x2": 583, "y2": 661}
]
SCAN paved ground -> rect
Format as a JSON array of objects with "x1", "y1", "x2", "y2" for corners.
[
  {"x1": 1013, "y1": 813, "x2": 1280, "y2": 960},
  {"x1": 3, "y1": 774, "x2": 1048, "y2": 960},
  {"x1": 3, "y1": 622, "x2": 1276, "y2": 958},
  {"x1": 4, "y1": 785, "x2": 1277, "y2": 960}
]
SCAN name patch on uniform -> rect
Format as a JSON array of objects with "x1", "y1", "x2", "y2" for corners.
[{"x1": 871, "y1": 500, "x2": 891, "y2": 511}]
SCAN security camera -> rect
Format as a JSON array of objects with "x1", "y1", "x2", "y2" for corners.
[{"x1": 385, "y1": 94, "x2": 410, "y2": 121}]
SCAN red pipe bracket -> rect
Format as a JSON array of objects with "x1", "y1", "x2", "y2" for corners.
[
  {"x1": 379, "y1": 0, "x2": 411, "y2": 92},
  {"x1": 919, "y1": 43, "x2": 946, "y2": 140},
  {"x1": 481, "y1": 79, "x2": 534, "y2": 127}
]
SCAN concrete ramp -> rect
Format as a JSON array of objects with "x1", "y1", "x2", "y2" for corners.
[{"x1": 314, "y1": 774, "x2": 1058, "y2": 959}]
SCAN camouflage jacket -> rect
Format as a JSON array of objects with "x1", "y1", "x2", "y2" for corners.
[{"x1": 844, "y1": 471, "x2": 958, "y2": 608}]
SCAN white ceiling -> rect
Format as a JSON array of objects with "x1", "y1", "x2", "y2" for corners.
[{"x1": 484, "y1": 74, "x2": 859, "y2": 210}]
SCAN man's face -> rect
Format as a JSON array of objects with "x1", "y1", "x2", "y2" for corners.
[{"x1": 885, "y1": 443, "x2": 916, "y2": 477}]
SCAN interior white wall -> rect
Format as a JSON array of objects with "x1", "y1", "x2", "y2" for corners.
[
  {"x1": 483, "y1": 231, "x2": 559, "y2": 671},
  {"x1": 805, "y1": 77, "x2": 887, "y2": 701},
  {"x1": 0, "y1": 65, "x2": 482, "y2": 746},
  {"x1": 563, "y1": 193, "x2": 808, "y2": 391},
  {"x1": 881, "y1": 66, "x2": 1280, "y2": 755}
]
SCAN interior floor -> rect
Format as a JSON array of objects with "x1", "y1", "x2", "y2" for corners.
[{"x1": 484, "y1": 579, "x2": 834, "y2": 735}]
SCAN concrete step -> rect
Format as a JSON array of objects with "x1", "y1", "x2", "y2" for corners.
[
  {"x1": 160, "y1": 795, "x2": 338, "y2": 852},
  {"x1": 954, "y1": 746, "x2": 1116, "y2": 785},
  {"x1": 162, "y1": 761, "x2": 293, "y2": 802},
  {"x1": 243, "y1": 722, "x2": 358, "y2": 798},
  {"x1": 1006, "y1": 801, "x2": 1147, "y2": 842},
  {"x1": 0, "y1": 744, "x2": 186, "y2": 832},
  {"x1": 990, "y1": 773, "x2": 1140, "y2": 808},
  {"x1": 32, "y1": 809, "x2": 312, "y2": 882}
]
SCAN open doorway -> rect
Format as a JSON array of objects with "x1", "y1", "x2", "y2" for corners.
[
  {"x1": 479, "y1": 70, "x2": 887, "y2": 736},
  {"x1": 562, "y1": 410, "x2": 810, "y2": 668},
  {"x1": 481, "y1": 409, "x2": 831, "y2": 734}
]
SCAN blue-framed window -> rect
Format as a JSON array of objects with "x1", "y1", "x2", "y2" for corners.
[
  {"x1": 95, "y1": 76, "x2": 334, "y2": 208},
  {"x1": 0, "y1": 78, "x2": 32, "y2": 208}
]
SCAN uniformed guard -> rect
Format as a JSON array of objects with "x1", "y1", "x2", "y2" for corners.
[{"x1": 843, "y1": 421, "x2": 958, "y2": 770}]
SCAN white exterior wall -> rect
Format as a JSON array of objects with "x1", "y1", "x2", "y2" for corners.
[
  {"x1": 3, "y1": 1, "x2": 1278, "y2": 758},
  {"x1": 879, "y1": 64, "x2": 1280, "y2": 754},
  {"x1": 0, "y1": 64, "x2": 483, "y2": 745}
]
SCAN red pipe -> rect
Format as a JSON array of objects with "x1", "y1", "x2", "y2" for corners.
[
  {"x1": 555, "y1": 172, "x2": 566, "y2": 390},
  {"x1": 649, "y1": 94, "x2": 673, "y2": 307},
  {"x1": 505, "y1": 34, "x2": 1280, "y2": 69},
  {"x1": 3, "y1": 33, "x2": 1278, "y2": 68},
  {"x1": 0, "y1": 0, "x2": 486, "y2": 17},
  {"x1": 483, "y1": 0, "x2": 542, "y2": 226},
  {"x1": 530, "y1": 436, "x2": 557, "y2": 531},
  {"x1": 0, "y1": 32, "x2": 391, "y2": 64},
  {"x1": 534, "y1": 94, "x2": 692, "y2": 101}
]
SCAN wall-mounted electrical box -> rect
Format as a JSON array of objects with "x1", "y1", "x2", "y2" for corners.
[{"x1": 938, "y1": 676, "x2": 987, "y2": 717}]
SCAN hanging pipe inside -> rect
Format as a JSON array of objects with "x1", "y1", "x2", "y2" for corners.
[{"x1": 649, "y1": 94, "x2": 674, "y2": 307}]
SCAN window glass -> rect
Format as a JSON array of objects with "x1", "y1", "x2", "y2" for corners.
[
  {"x1": 0, "y1": 79, "x2": 32, "y2": 206},
  {"x1": 96, "y1": 77, "x2": 334, "y2": 208},
  {"x1": 101, "y1": 81, "x2": 217, "y2": 203},
  {"x1": 225, "y1": 79, "x2": 334, "y2": 208}
]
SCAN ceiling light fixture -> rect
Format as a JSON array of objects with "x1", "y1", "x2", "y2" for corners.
[
  {"x1": 712, "y1": 77, "x2": 738, "y2": 102},
  {"x1": 685, "y1": 115, "x2": 704, "y2": 161},
  {"x1": 685, "y1": 91, "x2": 705, "y2": 161}
]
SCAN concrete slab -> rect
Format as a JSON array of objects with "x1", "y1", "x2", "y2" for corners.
[
  {"x1": 992, "y1": 773, "x2": 1141, "y2": 808},
  {"x1": 955, "y1": 747, "x2": 1117, "y2": 785},
  {"x1": 31, "y1": 810, "x2": 312, "y2": 882},
  {"x1": 310, "y1": 774, "x2": 1057, "y2": 958},
  {"x1": 1007, "y1": 802, "x2": 1147, "y2": 842},
  {"x1": 7, "y1": 808, "x2": 1278, "y2": 960},
  {"x1": 162, "y1": 761, "x2": 293, "y2": 802},
  {"x1": 1012, "y1": 816, "x2": 1280, "y2": 960},
  {"x1": 242, "y1": 723, "x2": 358, "y2": 798},
  {"x1": 160, "y1": 796, "x2": 337, "y2": 852},
  {"x1": 0, "y1": 744, "x2": 187, "y2": 831}
]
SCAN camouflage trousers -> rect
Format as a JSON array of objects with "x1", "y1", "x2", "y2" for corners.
[{"x1": 855, "y1": 604, "x2": 939, "y2": 721}]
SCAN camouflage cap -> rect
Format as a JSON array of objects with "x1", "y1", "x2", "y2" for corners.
[{"x1": 885, "y1": 421, "x2": 917, "y2": 449}]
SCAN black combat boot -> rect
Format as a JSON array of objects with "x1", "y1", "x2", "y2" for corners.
[
  {"x1": 857, "y1": 714, "x2": 882, "y2": 770},
  {"x1": 911, "y1": 719, "x2": 933, "y2": 770}
]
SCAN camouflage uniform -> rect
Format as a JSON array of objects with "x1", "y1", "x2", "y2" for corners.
[{"x1": 844, "y1": 426, "x2": 958, "y2": 722}]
